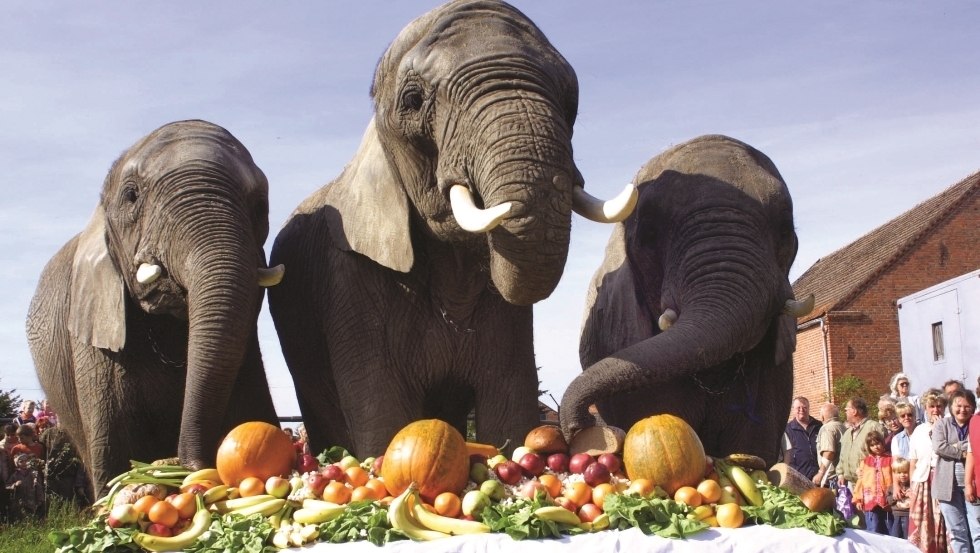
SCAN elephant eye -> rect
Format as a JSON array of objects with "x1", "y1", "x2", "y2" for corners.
[
  {"x1": 401, "y1": 87, "x2": 424, "y2": 112},
  {"x1": 122, "y1": 185, "x2": 139, "y2": 204}
]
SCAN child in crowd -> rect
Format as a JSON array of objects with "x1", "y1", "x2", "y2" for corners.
[
  {"x1": 6, "y1": 453, "x2": 44, "y2": 519},
  {"x1": 889, "y1": 456, "x2": 911, "y2": 538},
  {"x1": 853, "y1": 430, "x2": 894, "y2": 534}
]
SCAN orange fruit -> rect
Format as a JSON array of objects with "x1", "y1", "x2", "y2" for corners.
[
  {"x1": 673, "y1": 486, "x2": 702, "y2": 507},
  {"x1": 433, "y1": 492, "x2": 462, "y2": 518},
  {"x1": 133, "y1": 495, "x2": 160, "y2": 515},
  {"x1": 696, "y1": 479, "x2": 722, "y2": 504},
  {"x1": 538, "y1": 474, "x2": 562, "y2": 498},
  {"x1": 148, "y1": 500, "x2": 179, "y2": 528},
  {"x1": 323, "y1": 481, "x2": 352, "y2": 504},
  {"x1": 591, "y1": 483, "x2": 615, "y2": 510},
  {"x1": 365, "y1": 478, "x2": 388, "y2": 500},
  {"x1": 627, "y1": 478, "x2": 656, "y2": 498},
  {"x1": 564, "y1": 481, "x2": 592, "y2": 508},
  {"x1": 168, "y1": 492, "x2": 197, "y2": 519},
  {"x1": 345, "y1": 466, "x2": 369, "y2": 488},
  {"x1": 238, "y1": 476, "x2": 266, "y2": 498},
  {"x1": 351, "y1": 486, "x2": 375, "y2": 502},
  {"x1": 715, "y1": 503, "x2": 744, "y2": 528}
]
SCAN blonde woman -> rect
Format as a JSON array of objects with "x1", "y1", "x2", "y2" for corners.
[
  {"x1": 907, "y1": 389, "x2": 947, "y2": 553},
  {"x1": 889, "y1": 373, "x2": 922, "y2": 422}
]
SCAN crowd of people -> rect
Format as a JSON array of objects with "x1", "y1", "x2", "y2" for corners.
[
  {"x1": 785, "y1": 373, "x2": 980, "y2": 553},
  {"x1": 0, "y1": 399, "x2": 91, "y2": 522}
]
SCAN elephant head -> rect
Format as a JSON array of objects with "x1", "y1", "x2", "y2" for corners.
[
  {"x1": 317, "y1": 0, "x2": 635, "y2": 305},
  {"x1": 67, "y1": 119, "x2": 281, "y2": 468},
  {"x1": 560, "y1": 135, "x2": 812, "y2": 460}
]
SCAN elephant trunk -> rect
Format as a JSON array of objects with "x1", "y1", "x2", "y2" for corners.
[{"x1": 174, "y1": 221, "x2": 260, "y2": 468}]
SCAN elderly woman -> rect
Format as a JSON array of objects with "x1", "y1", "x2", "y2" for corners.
[
  {"x1": 890, "y1": 373, "x2": 923, "y2": 422},
  {"x1": 893, "y1": 401, "x2": 918, "y2": 460},
  {"x1": 908, "y1": 389, "x2": 948, "y2": 553},
  {"x1": 933, "y1": 389, "x2": 979, "y2": 553}
]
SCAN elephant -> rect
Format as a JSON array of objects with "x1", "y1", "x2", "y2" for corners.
[
  {"x1": 559, "y1": 134, "x2": 813, "y2": 464},
  {"x1": 269, "y1": 0, "x2": 635, "y2": 459},
  {"x1": 26, "y1": 120, "x2": 283, "y2": 496}
]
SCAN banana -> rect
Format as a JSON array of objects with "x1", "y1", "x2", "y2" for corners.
[
  {"x1": 717, "y1": 460, "x2": 763, "y2": 507},
  {"x1": 134, "y1": 494, "x2": 212, "y2": 552},
  {"x1": 210, "y1": 494, "x2": 276, "y2": 514},
  {"x1": 723, "y1": 453, "x2": 768, "y2": 471},
  {"x1": 590, "y1": 513, "x2": 610, "y2": 531},
  {"x1": 533, "y1": 506, "x2": 582, "y2": 526},
  {"x1": 232, "y1": 498, "x2": 287, "y2": 517},
  {"x1": 203, "y1": 484, "x2": 231, "y2": 505},
  {"x1": 689, "y1": 505, "x2": 714, "y2": 521},
  {"x1": 227, "y1": 487, "x2": 241, "y2": 499},
  {"x1": 293, "y1": 503, "x2": 348, "y2": 524},
  {"x1": 182, "y1": 467, "x2": 222, "y2": 486},
  {"x1": 411, "y1": 495, "x2": 490, "y2": 535},
  {"x1": 387, "y1": 484, "x2": 450, "y2": 541},
  {"x1": 302, "y1": 498, "x2": 344, "y2": 511}
]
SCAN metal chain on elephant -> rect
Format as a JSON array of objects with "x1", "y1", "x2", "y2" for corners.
[
  {"x1": 146, "y1": 325, "x2": 186, "y2": 369},
  {"x1": 689, "y1": 352, "x2": 746, "y2": 396},
  {"x1": 438, "y1": 304, "x2": 476, "y2": 333}
]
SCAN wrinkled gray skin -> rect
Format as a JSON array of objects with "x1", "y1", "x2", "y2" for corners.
[
  {"x1": 560, "y1": 135, "x2": 800, "y2": 464},
  {"x1": 26, "y1": 120, "x2": 279, "y2": 496},
  {"x1": 270, "y1": 0, "x2": 581, "y2": 458}
]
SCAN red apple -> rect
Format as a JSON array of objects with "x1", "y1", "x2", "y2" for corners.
[
  {"x1": 518, "y1": 453, "x2": 545, "y2": 477},
  {"x1": 303, "y1": 471, "x2": 328, "y2": 496},
  {"x1": 583, "y1": 461, "x2": 611, "y2": 487},
  {"x1": 519, "y1": 479, "x2": 548, "y2": 499},
  {"x1": 554, "y1": 496, "x2": 578, "y2": 512},
  {"x1": 578, "y1": 502, "x2": 603, "y2": 522},
  {"x1": 494, "y1": 460, "x2": 523, "y2": 485},
  {"x1": 298, "y1": 453, "x2": 319, "y2": 474},
  {"x1": 372, "y1": 455, "x2": 384, "y2": 475},
  {"x1": 596, "y1": 453, "x2": 622, "y2": 474},
  {"x1": 320, "y1": 464, "x2": 345, "y2": 483},
  {"x1": 546, "y1": 452, "x2": 570, "y2": 473},
  {"x1": 107, "y1": 504, "x2": 138, "y2": 528},
  {"x1": 147, "y1": 523, "x2": 173, "y2": 537},
  {"x1": 568, "y1": 453, "x2": 595, "y2": 475}
]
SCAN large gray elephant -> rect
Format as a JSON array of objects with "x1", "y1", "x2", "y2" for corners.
[
  {"x1": 26, "y1": 120, "x2": 283, "y2": 495},
  {"x1": 559, "y1": 134, "x2": 812, "y2": 464},
  {"x1": 269, "y1": 0, "x2": 634, "y2": 458}
]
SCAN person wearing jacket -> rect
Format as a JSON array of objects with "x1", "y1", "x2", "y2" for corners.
[{"x1": 933, "y1": 389, "x2": 978, "y2": 553}]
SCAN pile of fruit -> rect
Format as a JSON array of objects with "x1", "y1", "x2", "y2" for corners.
[{"x1": 49, "y1": 415, "x2": 845, "y2": 552}]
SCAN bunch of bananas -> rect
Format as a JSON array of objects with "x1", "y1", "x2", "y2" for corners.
[
  {"x1": 712, "y1": 454, "x2": 770, "y2": 508},
  {"x1": 387, "y1": 483, "x2": 491, "y2": 540}
]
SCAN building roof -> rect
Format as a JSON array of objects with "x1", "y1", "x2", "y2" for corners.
[{"x1": 792, "y1": 171, "x2": 979, "y2": 322}]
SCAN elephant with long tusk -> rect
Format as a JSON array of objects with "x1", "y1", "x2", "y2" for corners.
[
  {"x1": 561, "y1": 134, "x2": 811, "y2": 465},
  {"x1": 26, "y1": 120, "x2": 281, "y2": 497},
  {"x1": 268, "y1": 0, "x2": 632, "y2": 459}
]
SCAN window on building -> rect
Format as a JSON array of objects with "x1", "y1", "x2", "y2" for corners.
[{"x1": 932, "y1": 322, "x2": 945, "y2": 362}]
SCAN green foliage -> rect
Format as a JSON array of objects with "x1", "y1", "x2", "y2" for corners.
[
  {"x1": 832, "y1": 374, "x2": 879, "y2": 419},
  {"x1": 0, "y1": 378, "x2": 23, "y2": 420},
  {"x1": 2, "y1": 497, "x2": 91, "y2": 553}
]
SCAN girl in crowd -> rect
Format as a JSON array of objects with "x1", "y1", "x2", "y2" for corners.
[{"x1": 853, "y1": 430, "x2": 893, "y2": 534}]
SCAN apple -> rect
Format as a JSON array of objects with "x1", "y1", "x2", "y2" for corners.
[
  {"x1": 494, "y1": 460, "x2": 523, "y2": 485},
  {"x1": 578, "y1": 503, "x2": 603, "y2": 523},
  {"x1": 297, "y1": 453, "x2": 319, "y2": 474},
  {"x1": 372, "y1": 455, "x2": 384, "y2": 475},
  {"x1": 320, "y1": 464, "x2": 345, "y2": 483},
  {"x1": 360, "y1": 456, "x2": 376, "y2": 471},
  {"x1": 511, "y1": 446, "x2": 535, "y2": 463},
  {"x1": 146, "y1": 523, "x2": 173, "y2": 537},
  {"x1": 519, "y1": 480, "x2": 548, "y2": 500},
  {"x1": 546, "y1": 453, "x2": 570, "y2": 473},
  {"x1": 583, "y1": 462, "x2": 611, "y2": 487},
  {"x1": 107, "y1": 504, "x2": 138, "y2": 528},
  {"x1": 568, "y1": 453, "x2": 595, "y2": 475},
  {"x1": 266, "y1": 476, "x2": 291, "y2": 499},
  {"x1": 469, "y1": 462, "x2": 491, "y2": 484},
  {"x1": 554, "y1": 496, "x2": 578, "y2": 512},
  {"x1": 303, "y1": 471, "x2": 328, "y2": 496},
  {"x1": 486, "y1": 454, "x2": 508, "y2": 469},
  {"x1": 596, "y1": 453, "x2": 622, "y2": 474},
  {"x1": 338, "y1": 455, "x2": 360, "y2": 470},
  {"x1": 461, "y1": 490, "x2": 491, "y2": 517},
  {"x1": 480, "y1": 479, "x2": 506, "y2": 501},
  {"x1": 518, "y1": 453, "x2": 545, "y2": 477}
]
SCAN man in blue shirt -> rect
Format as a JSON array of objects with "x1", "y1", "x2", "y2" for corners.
[{"x1": 784, "y1": 396, "x2": 823, "y2": 480}]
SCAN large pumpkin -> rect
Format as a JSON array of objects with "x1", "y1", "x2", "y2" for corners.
[
  {"x1": 623, "y1": 414, "x2": 706, "y2": 496},
  {"x1": 216, "y1": 421, "x2": 296, "y2": 486},
  {"x1": 380, "y1": 419, "x2": 469, "y2": 503}
]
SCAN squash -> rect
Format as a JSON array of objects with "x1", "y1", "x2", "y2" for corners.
[
  {"x1": 465, "y1": 441, "x2": 501, "y2": 459},
  {"x1": 622, "y1": 414, "x2": 706, "y2": 496},
  {"x1": 381, "y1": 419, "x2": 469, "y2": 503},
  {"x1": 216, "y1": 421, "x2": 296, "y2": 486}
]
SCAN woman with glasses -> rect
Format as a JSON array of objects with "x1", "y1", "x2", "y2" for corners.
[
  {"x1": 893, "y1": 401, "x2": 918, "y2": 460},
  {"x1": 890, "y1": 372, "x2": 924, "y2": 424},
  {"x1": 908, "y1": 390, "x2": 948, "y2": 553},
  {"x1": 932, "y1": 389, "x2": 978, "y2": 553}
]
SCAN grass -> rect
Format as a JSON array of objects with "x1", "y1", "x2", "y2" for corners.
[{"x1": 0, "y1": 497, "x2": 91, "y2": 553}]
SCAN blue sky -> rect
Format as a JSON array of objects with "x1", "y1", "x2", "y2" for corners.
[{"x1": 2, "y1": 1, "x2": 978, "y2": 417}]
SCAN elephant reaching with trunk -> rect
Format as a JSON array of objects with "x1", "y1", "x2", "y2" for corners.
[
  {"x1": 269, "y1": 0, "x2": 634, "y2": 458},
  {"x1": 26, "y1": 120, "x2": 282, "y2": 495},
  {"x1": 560, "y1": 135, "x2": 812, "y2": 464}
]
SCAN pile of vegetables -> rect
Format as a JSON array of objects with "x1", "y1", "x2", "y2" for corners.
[{"x1": 50, "y1": 417, "x2": 851, "y2": 552}]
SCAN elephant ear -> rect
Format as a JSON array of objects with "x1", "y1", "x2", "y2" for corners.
[
  {"x1": 323, "y1": 118, "x2": 413, "y2": 272},
  {"x1": 69, "y1": 206, "x2": 126, "y2": 352}
]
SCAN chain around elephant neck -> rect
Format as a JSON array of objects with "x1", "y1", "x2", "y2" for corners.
[
  {"x1": 689, "y1": 352, "x2": 745, "y2": 396},
  {"x1": 146, "y1": 324, "x2": 187, "y2": 369},
  {"x1": 438, "y1": 303, "x2": 475, "y2": 334}
]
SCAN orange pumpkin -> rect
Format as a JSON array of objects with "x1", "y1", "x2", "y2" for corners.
[
  {"x1": 380, "y1": 419, "x2": 469, "y2": 503},
  {"x1": 622, "y1": 414, "x2": 706, "y2": 496},
  {"x1": 216, "y1": 421, "x2": 296, "y2": 486}
]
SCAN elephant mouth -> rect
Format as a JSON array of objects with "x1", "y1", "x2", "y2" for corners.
[{"x1": 135, "y1": 277, "x2": 188, "y2": 318}]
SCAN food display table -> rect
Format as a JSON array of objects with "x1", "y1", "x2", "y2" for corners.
[{"x1": 295, "y1": 526, "x2": 917, "y2": 553}]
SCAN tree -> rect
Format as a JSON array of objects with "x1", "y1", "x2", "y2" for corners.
[{"x1": 0, "y1": 378, "x2": 23, "y2": 420}]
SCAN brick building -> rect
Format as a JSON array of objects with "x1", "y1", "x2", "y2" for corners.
[{"x1": 790, "y1": 171, "x2": 979, "y2": 412}]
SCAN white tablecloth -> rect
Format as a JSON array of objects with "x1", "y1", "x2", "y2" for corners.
[{"x1": 300, "y1": 526, "x2": 917, "y2": 552}]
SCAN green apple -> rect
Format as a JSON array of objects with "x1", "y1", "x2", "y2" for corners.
[
  {"x1": 487, "y1": 454, "x2": 508, "y2": 469},
  {"x1": 461, "y1": 489, "x2": 491, "y2": 517},
  {"x1": 469, "y1": 462, "x2": 491, "y2": 484},
  {"x1": 338, "y1": 455, "x2": 360, "y2": 470},
  {"x1": 480, "y1": 479, "x2": 506, "y2": 501}
]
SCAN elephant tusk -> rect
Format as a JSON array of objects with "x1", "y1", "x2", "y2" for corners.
[
  {"x1": 258, "y1": 264, "x2": 285, "y2": 287},
  {"x1": 571, "y1": 183, "x2": 638, "y2": 223},
  {"x1": 783, "y1": 294, "x2": 815, "y2": 317},
  {"x1": 136, "y1": 263, "x2": 162, "y2": 285},
  {"x1": 658, "y1": 308, "x2": 677, "y2": 331},
  {"x1": 449, "y1": 184, "x2": 512, "y2": 233}
]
